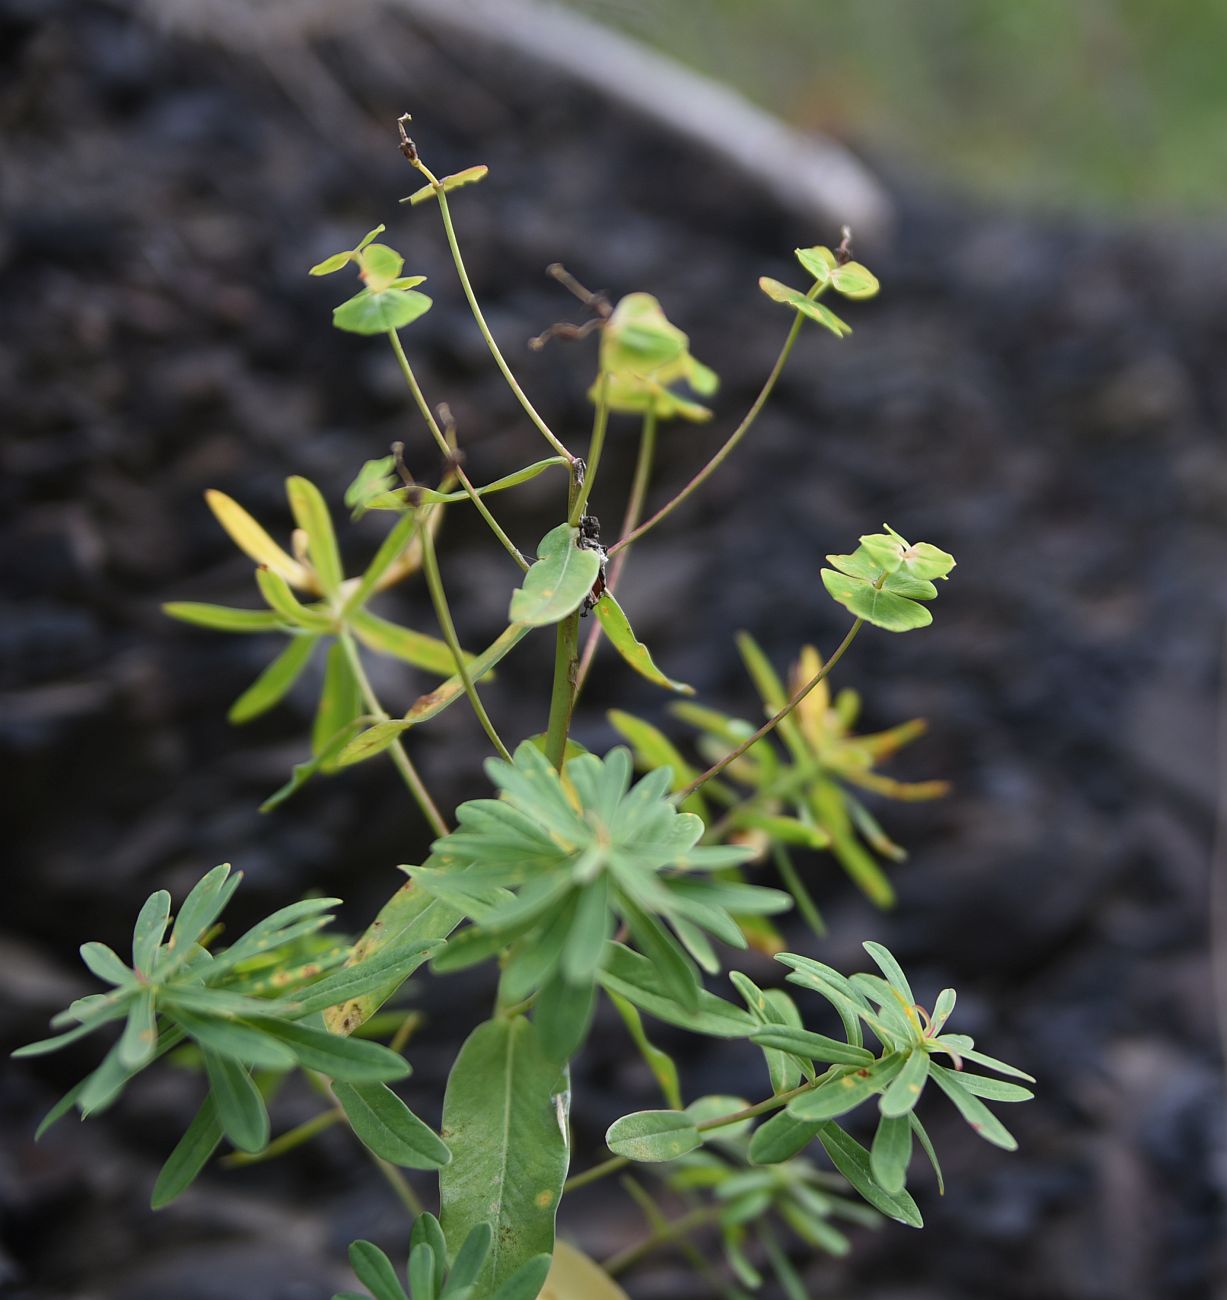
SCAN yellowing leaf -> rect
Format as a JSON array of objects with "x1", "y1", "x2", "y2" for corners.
[{"x1": 205, "y1": 490, "x2": 311, "y2": 590}]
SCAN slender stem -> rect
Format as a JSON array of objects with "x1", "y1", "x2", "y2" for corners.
[
  {"x1": 220, "y1": 1108, "x2": 343, "y2": 1167},
  {"x1": 387, "y1": 330, "x2": 529, "y2": 572},
  {"x1": 388, "y1": 1010, "x2": 424, "y2": 1056},
  {"x1": 338, "y1": 628, "x2": 449, "y2": 837},
  {"x1": 602, "y1": 1206, "x2": 723, "y2": 1278},
  {"x1": 574, "y1": 405, "x2": 657, "y2": 696},
  {"x1": 675, "y1": 618, "x2": 865, "y2": 802},
  {"x1": 544, "y1": 464, "x2": 586, "y2": 770},
  {"x1": 569, "y1": 374, "x2": 610, "y2": 524},
  {"x1": 417, "y1": 520, "x2": 513, "y2": 762},
  {"x1": 373, "y1": 1155, "x2": 425, "y2": 1217},
  {"x1": 565, "y1": 1071, "x2": 832, "y2": 1193},
  {"x1": 415, "y1": 162, "x2": 575, "y2": 465},
  {"x1": 607, "y1": 290, "x2": 825, "y2": 559}
]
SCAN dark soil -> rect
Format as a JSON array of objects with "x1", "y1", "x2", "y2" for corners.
[{"x1": 3, "y1": 2, "x2": 1225, "y2": 1298}]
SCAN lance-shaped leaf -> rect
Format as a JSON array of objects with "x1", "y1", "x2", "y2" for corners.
[
  {"x1": 816, "y1": 1123, "x2": 923, "y2": 1227},
  {"x1": 333, "y1": 1081, "x2": 451, "y2": 1169},
  {"x1": 758, "y1": 277, "x2": 852, "y2": 337},
  {"x1": 593, "y1": 592, "x2": 694, "y2": 695},
  {"x1": 228, "y1": 635, "x2": 318, "y2": 724},
  {"x1": 286, "y1": 476, "x2": 344, "y2": 596},
  {"x1": 400, "y1": 622, "x2": 533, "y2": 727},
  {"x1": 508, "y1": 524, "x2": 601, "y2": 626},
  {"x1": 405, "y1": 456, "x2": 566, "y2": 505},
  {"x1": 256, "y1": 568, "x2": 334, "y2": 631},
  {"x1": 605, "y1": 1109, "x2": 701, "y2": 1163},
  {"x1": 439, "y1": 1018, "x2": 569, "y2": 1291},
  {"x1": 597, "y1": 943, "x2": 755, "y2": 1039},
  {"x1": 203, "y1": 1051, "x2": 268, "y2": 1153},
  {"x1": 403, "y1": 164, "x2": 489, "y2": 205},
  {"x1": 869, "y1": 1112, "x2": 913, "y2": 1194},
  {"x1": 930, "y1": 1063, "x2": 1019, "y2": 1151},
  {"x1": 748, "y1": 1110, "x2": 825, "y2": 1165},
  {"x1": 787, "y1": 1054, "x2": 906, "y2": 1122},
  {"x1": 163, "y1": 603, "x2": 283, "y2": 633},
  {"x1": 344, "y1": 1240, "x2": 408, "y2": 1300},
  {"x1": 351, "y1": 610, "x2": 475, "y2": 677},
  {"x1": 151, "y1": 1096, "x2": 224, "y2": 1209},
  {"x1": 204, "y1": 489, "x2": 311, "y2": 588},
  {"x1": 312, "y1": 642, "x2": 362, "y2": 770}
]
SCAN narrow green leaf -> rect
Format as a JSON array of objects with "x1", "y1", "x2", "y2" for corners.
[
  {"x1": 748, "y1": 1110, "x2": 824, "y2": 1165},
  {"x1": 758, "y1": 277, "x2": 852, "y2": 336},
  {"x1": 284, "y1": 938, "x2": 439, "y2": 1020},
  {"x1": 403, "y1": 622, "x2": 533, "y2": 728},
  {"x1": 132, "y1": 890, "x2": 171, "y2": 974},
  {"x1": 352, "y1": 610, "x2": 471, "y2": 677},
  {"x1": 534, "y1": 971, "x2": 596, "y2": 1064},
  {"x1": 259, "y1": 721, "x2": 365, "y2": 810},
  {"x1": 203, "y1": 1052, "x2": 268, "y2": 1153},
  {"x1": 606, "y1": 1109, "x2": 701, "y2": 1163},
  {"x1": 286, "y1": 477, "x2": 344, "y2": 596},
  {"x1": 879, "y1": 1049, "x2": 931, "y2": 1118},
  {"x1": 593, "y1": 593, "x2": 694, "y2": 695},
  {"x1": 169, "y1": 864, "x2": 240, "y2": 955},
  {"x1": 79, "y1": 941, "x2": 133, "y2": 987},
  {"x1": 444, "y1": 1222, "x2": 494, "y2": 1294},
  {"x1": 608, "y1": 990, "x2": 682, "y2": 1110},
  {"x1": 404, "y1": 164, "x2": 489, "y2": 205},
  {"x1": 408, "y1": 1243, "x2": 437, "y2": 1300},
  {"x1": 348, "y1": 1240, "x2": 409, "y2": 1300},
  {"x1": 788, "y1": 1055, "x2": 906, "y2": 1123},
  {"x1": 313, "y1": 641, "x2": 363, "y2": 769},
  {"x1": 597, "y1": 943, "x2": 755, "y2": 1039},
  {"x1": 930, "y1": 1064, "x2": 1018, "y2": 1150},
  {"x1": 229, "y1": 635, "x2": 318, "y2": 724},
  {"x1": 165, "y1": 1009, "x2": 296, "y2": 1070},
  {"x1": 255, "y1": 567, "x2": 334, "y2": 630},
  {"x1": 862, "y1": 941, "x2": 915, "y2": 1005},
  {"x1": 508, "y1": 524, "x2": 601, "y2": 626},
  {"x1": 258, "y1": 1018, "x2": 409, "y2": 1082},
  {"x1": 117, "y1": 990, "x2": 158, "y2": 1069},
  {"x1": 411, "y1": 1213, "x2": 448, "y2": 1296},
  {"x1": 410, "y1": 457, "x2": 565, "y2": 504},
  {"x1": 489, "y1": 1255, "x2": 552, "y2": 1300},
  {"x1": 336, "y1": 719, "x2": 410, "y2": 768},
  {"x1": 334, "y1": 1081, "x2": 451, "y2": 1169},
  {"x1": 869, "y1": 1112, "x2": 912, "y2": 1193},
  {"x1": 817, "y1": 1123, "x2": 923, "y2": 1227},
  {"x1": 749, "y1": 1027, "x2": 873, "y2": 1068},
  {"x1": 619, "y1": 901, "x2": 700, "y2": 1013},
  {"x1": 346, "y1": 511, "x2": 419, "y2": 613},
  {"x1": 151, "y1": 1096, "x2": 224, "y2": 1209},
  {"x1": 163, "y1": 602, "x2": 283, "y2": 633},
  {"x1": 439, "y1": 1018, "x2": 569, "y2": 1291},
  {"x1": 909, "y1": 1113, "x2": 945, "y2": 1194}
]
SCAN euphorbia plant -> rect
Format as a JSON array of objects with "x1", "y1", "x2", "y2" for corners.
[{"x1": 15, "y1": 115, "x2": 1030, "y2": 1299}]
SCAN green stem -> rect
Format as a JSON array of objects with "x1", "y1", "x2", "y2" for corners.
[
  {"x1": 544, "y1": 462, "x2": 587, "y2": 770},
  {"x1": 574, "y1": 404, "x2": 657, "y2": 697},
  {"x1": 602, "y1": 1205, "x2": 724, "y2": 1278},
  {"x1": 416, "y1": 164, "x2": 575, "y2": 465},
  {"x1": 418, "y1": 519, "x2": 513, "y2": 762},
  {"x1": 606, "y1": 287, "x2": 826, "y2": 559},
  {"x1": 220, "y1": 1108, "x2": 343, "y2": 1167},
  {"x1": 373, "y1": 1154, "x2": 425, "y2": 1218},
  {"x1": 675, "y1": 618, "x2": 865, "y2": 802},
  {"x1": 387, "y1": 330, "x2": 529, "y2": 572},
  {"x1": 568, "y1": 373, "x2": 610, "y2": 525},
  {"x1": 338, "y1": 628, "x2": 449, "y2": 837}
]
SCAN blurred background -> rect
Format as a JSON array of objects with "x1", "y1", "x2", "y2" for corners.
[{"x1": 3, "y1": 1, "x2": 1225, "y2": 1297}]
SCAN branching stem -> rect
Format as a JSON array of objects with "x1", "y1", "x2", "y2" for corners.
[{"x1": 413, "y1": 162, "x2": 576, "y2": 465}]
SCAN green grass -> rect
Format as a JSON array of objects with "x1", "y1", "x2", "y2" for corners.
[{"x1": 567, "y1": 0, "x2": 1227, "y2": 216}]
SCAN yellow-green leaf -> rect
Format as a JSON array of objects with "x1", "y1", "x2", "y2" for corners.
[{"x1": 594, "y1": 592, "x2": 693, "y2": 695}]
